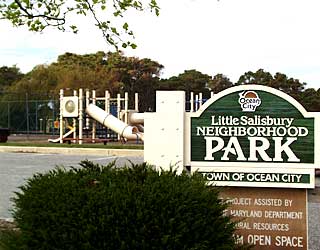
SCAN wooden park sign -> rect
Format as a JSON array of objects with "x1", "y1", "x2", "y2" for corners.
[
  {"x1": 183, "y1": 85, "x2": 317, "y2": 249},
  {"x1": 185, "y1": 85, "x2": 318, "y2": 188}
]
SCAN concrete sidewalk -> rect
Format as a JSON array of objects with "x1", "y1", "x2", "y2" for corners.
[{"x1": 0, "y1": 146, "x2": 143, "y2": 157}]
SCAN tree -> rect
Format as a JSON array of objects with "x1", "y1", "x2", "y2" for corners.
[
  {"x1": 115, "y1": 56, "x2": 163, "y2": 111},
  {"x1": 299, "y1": 88, "x2": 320, "y2": 112},
  {"x1": 159, "y1": 70, "x2": 212, "y2": 96},
  {"x1": 270, "y1": 72, "x2": 305, "y2": 100},
  {"x1": 5, "y1": 64, "x2": 57, "y2": 98},
  {"x1": 0, "y1": 65, "x2": 25, "y2": 128},
  {"x1": 0, "y1": 65, "x2": 24, "y2": 93},
  {"x1": 51, "y1": 51, "x2": 122, "y2": 94},
  {"x1": 0, "y1": 0, "x2": 160, "y2": 49},
  {"x1": 208, "y1": 73, "x2": 233, "y2": 93},
  {"x1": 237, "y1": 69, "x2": 273, "y2": 86},
  {"x1": 237, "y1": 69, "x2": 305, "y2": 100}
]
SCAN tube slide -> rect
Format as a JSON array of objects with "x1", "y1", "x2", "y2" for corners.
[
  {"x1": 128, "y1": 112, "x2": 144, "y2": 124},
  {"x1": 86, "y1": 104, "x2": 144, "y2": 141},
  {"x1": 48, "y1": 127, "x2": 76, "y2": 143}
]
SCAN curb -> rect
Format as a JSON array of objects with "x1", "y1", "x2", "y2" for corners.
[{"x1": 0, "y1": 146, "x2": 144, "y2": 157}]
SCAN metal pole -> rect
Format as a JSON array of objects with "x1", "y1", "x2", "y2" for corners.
[
  {"x1": 199, "y1": 92, "x2": 203, "y2": 107},
  {"x1": 59, "y1": 89, "x2": 64, "y2": 143},
  {"x1": 26, "y1": 93, "x2": 30, "y2": 137},
  {"x1": 78, "y1": 88, "x2": 83, "y2": 145},
  {"x1": 135, "y1": 93, "x2": 139, "y2": 111},
  {"x1": 35, "y1": 101, "x2": 38, "y2": 133},
  {"x1": 39, "y1": 118, "x2": 43, "y2": 133},
  {"x1": 117, "y1": 93, "x2": 121, "y2": 140},
  {"x1": 195, "y1": 94, "x2": 199, "y2": 111},
  {"x1": 124, "y1": 92, "x2": 128, "y2": 124},
  {"x1": 105, "y1": 90, "x2": 110, "y2": 139},
  {"x1": 190, "y1": 92, "x2": 194, "y2": 112},
  {"x1": 52, "y1": 96, "x2": 55, "y2": 136},
  {"x1": 105, "y1": 90, "x2": 110, "y2": 113},
  {"x1": 73, "y1": 90, "x2": 78, "y2": 143},
  {"x1": 117, "y1": 93, "x2": 121, "y2": 120},
  {"x1": 7, "y1": 102, "x2": 10, "y2": 128},
  {"x1": 92, "y1": 90, "x2": 96, "y2": 142},
  {"x1": 86, "y1": 90, "x2": 90, "y2": 129}
]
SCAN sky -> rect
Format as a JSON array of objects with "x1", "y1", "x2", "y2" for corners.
[{"x1": 1, "y1": 0, "x2": 320, "y2": 89}]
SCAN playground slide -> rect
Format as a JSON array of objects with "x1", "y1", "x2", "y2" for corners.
[
  {"x1": 86, "y1": 104, "x2": 144, "y2": 141},
  {"x1": 48, "y1": 127, "x2": 76, "y2": 143},
  {"x1": 128, "y1": 112, "x2": 144, "y2": 124}
]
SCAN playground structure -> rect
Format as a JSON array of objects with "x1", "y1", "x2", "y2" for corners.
[
  {"x1": 49, "y1": 89, "x2": 143, "y2": 144},
  {"x1": 47, "y1": 126, "x2": 76, "y2": 143},
  {"x1": 49, "y1": 89, "x2": 211, "y2": 145},
  {"x1": 187, "y1": 91, "x2": 214, "y2": 112}
]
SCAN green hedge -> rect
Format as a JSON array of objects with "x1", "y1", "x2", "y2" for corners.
[{"x1": 1, "y1": 161, "x2": 244, "y2": 250}]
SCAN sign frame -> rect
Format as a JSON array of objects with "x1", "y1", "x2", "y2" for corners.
[{"x1": 185, "y1": 85, "x2": 319, "y2": 188}]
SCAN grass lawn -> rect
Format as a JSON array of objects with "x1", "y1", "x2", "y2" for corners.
[{"x1": 0, "y1": 141, "x2": 143, "y2": 150}]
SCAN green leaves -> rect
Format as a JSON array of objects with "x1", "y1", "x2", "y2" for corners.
[
  {"x1": 123, "y1": 22, "x2": 129, "y2": 31},
  {"x1": 8, "y1": 2, "x2": 19, "y2": 10},
  {"x1": 70, "y1": 25, "x2": 78, "y2": 34},
  {"x1": 150, "y1": 0, "x2": 160, "y2": 16},
  {"x1": 130, "y1": 43, "x2": 137, "y2": 49},
  {"x1": 0, "y1": 0, "x2": 160, "y2": 50}
]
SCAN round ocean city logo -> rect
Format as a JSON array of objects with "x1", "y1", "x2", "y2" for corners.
[{"x1": 238, "y1": 91, "x2": 261, "y2": 112}]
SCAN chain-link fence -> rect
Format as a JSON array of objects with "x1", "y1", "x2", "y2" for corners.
[{"x1": 0, "y1": 92, "x2": 59, "y2": 135}]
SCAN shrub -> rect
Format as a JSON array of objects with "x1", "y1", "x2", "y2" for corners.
[{"x1": 1, "y1": 161, "x2": 243, "y2": 250}]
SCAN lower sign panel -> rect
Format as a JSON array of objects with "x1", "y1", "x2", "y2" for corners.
[
  {"x1": 219, "y1": 187, "x2": 307, "y2": 250},
  {"x1": 192, "y1": 167, "x2": 315, "y2": 188}
]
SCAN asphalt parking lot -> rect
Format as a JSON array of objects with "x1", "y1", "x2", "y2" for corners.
[{"x1": 0, "y1": 152, "x2": 143, "y2": 219}]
